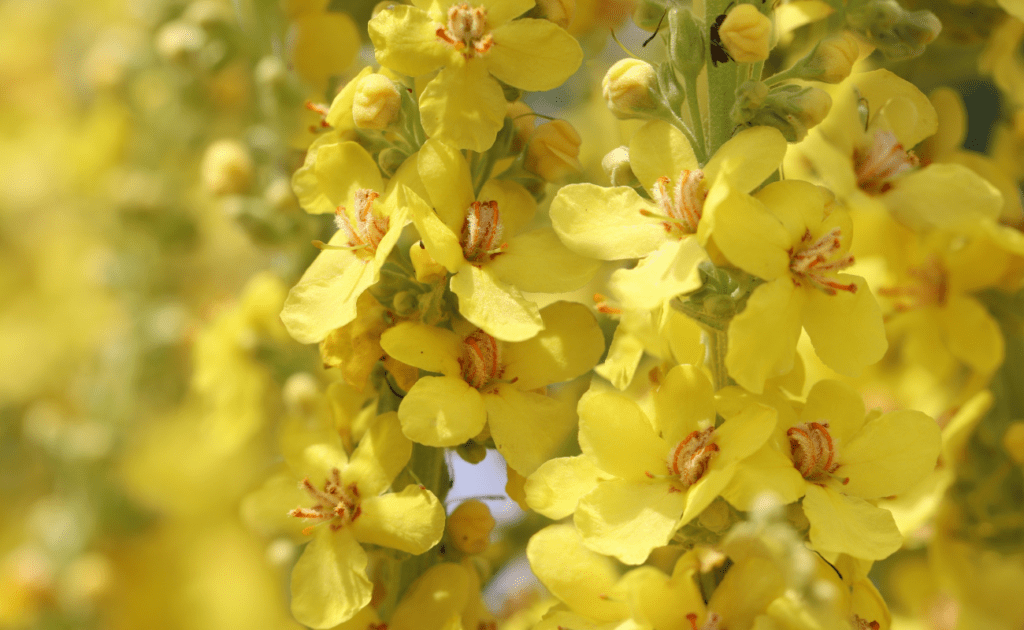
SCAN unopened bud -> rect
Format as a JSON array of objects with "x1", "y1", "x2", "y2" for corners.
[
  {"x1": 1004, "y1": 422, "x2": 1024, "y2": 465},
  {"x1": 525, "y1": 120, "x2": 582, "y2": 182},
  {"x1": 283, "y1": 373, "x2": 321, "y2": 416},
  {"x1": 201, "y1": 139, "x2": 253, "y2": 195},
  {"x1": 847, "y1": 0, "x2": 940, "y2": 60},
  {"x1": 668, "y1": 9, "x2": 705, "y2": 77},
  {"x1": 378, "y1": 147, "x2": 407, "y2": 175},
  {"x1": 410, "y1": 242, "x2": 448, "y2": 283},
  {"x1": 602, "y1": 146, "x2": 637, "y2": 186},
  {"x1": 507, "y1": 101, "x2": 537, "y2": 153},
  {"x1": 352, "y1": 74, "x2": 402, "y2": 130},
  {"x1": 602, "y1": 58, "x2": 659, "y2": 118},
  {"x1": 155, "y1": 20, "x2": 205, "y2": 62},
  {"x1": 806, "y1": 33, "x2": 860, "y2": 83},
  {"x1": 719, "y1": 4, "x2": 772, "y2": 63},
  {"x1": 533, "y1": 0, "x2": 575, "y2": 29},
  {"x1": 735, "y1": 83, "x2": 831, "y2": 142},
  {"x1": 634, "y1": 1, "x2": 667, "y2": 31},
  {"x1": 447, "y1": 500, "x2": 496, "y2": 554}
]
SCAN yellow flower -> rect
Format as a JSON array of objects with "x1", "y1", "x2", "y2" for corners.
[
  {"x1": 380, "y1": 301, "x2": 604, "y2": 474},
  {"x1": 280, "y1": 147, "x2": 416, "y2": 344},
  {"x1": 703, "y1": 176, "x2": 887, "y2": 393},
  {"x1": 286, "y1": 1, "x2": 359, "y2": 91},
  {"x1": 550, "y1": 120, "x2": 787, "y2": 310},
  {"x1": 723, "y1": 380, "x2": 941, "y2": 560},
  {"x1": 408, "y1": 139, "x2": 599, "y2": 341},
  {"x1": 570, "y1": 365, "x2": 777, "y2": 564},
  {"x1": 369, "y1": 0, "x2": 583, "y2": 151},
  {"x1": 243, "y1": 412, "x2": 445, "y2": 629}
]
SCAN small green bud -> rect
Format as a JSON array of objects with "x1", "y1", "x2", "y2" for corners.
[
  {"x1": 733, "y1": 83, "x2": 832, "y2": 142},
  {"x1": 634, "y1": 1, "x2": 668, "y2": 31},
  {"x1": 847, "y1": 0, "x2": 941, "y2": 60},
  {"x1": 668, "y1": 8, "x2": 706, "y2": 77}
]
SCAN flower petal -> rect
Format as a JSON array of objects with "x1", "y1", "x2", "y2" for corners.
[
  {"x1": 721, "y1": 446, "x2": 807, "y2": 510},
  {"x1": 726, "y1": 278, "x2": 804, "y2": 394},
  {"x1": 380, "y1": 322, "x2": 462, "y2": 376},
  {"x1": 450, "y1": 264, "x2": 543, "y2": 342},
  {"x1": 418, "y1": 138, "x2": 475, "y2": 231},
  {"x1": 503, "y1": 301, "x2": 604, "y2": 390},
  {"x1": 527, "y1": 524, "x2": 629, "y2": 623},
  {"x1": 487, "y1": 385, "x2": 574, "y2": 475},
  {"x1": 754, "y1": 179, "x2": 831, "y2": 244},
  {"x1": 882, "y1": 164, "x2": 1002, "y2": 231},
  {"x1": 477, "y1": 0, "x2": 535, "y2": 26},
  {"x1": 629, "y1": 120, "x2": 699, "y2": 195},
  {"x1": 369, "y1": 4, "x2": 449, "y2": 77},
  {"x1": 346, "y1": 412, "x2": 413, "y2": 496},
  {"x1": 578, "y1": 391, "x2": 669, "y2": 481},
  {"x1": 525, "y1": 455, "x2": 610, "y2": 519},
  {"x1": 420, "y1": 60, "x2": 507, "y2": 152},
  {"x1": 939, "y1": 294, "x2": 1004, "y2": 373},
  {"x1": 241, "y1": 470, "x2": 309, "y2": 539},
  {"x1": 280, "y1": 253, "x2": 377, "y2": 344},
  {"x1": 405, "y1": 186, "x2": 465, "y2": 272},
  {"x1": 800, "y1": 379, "x2": 865, "y2": 443},
  {"x1": 350, "y1": 484, "x2": 446, "y2": 554},
  {"x1": 479, "y1": 178, "x2": 537, "y2": 237},
  {"x1": 290, "y1": 527, "x2": 372, "y2": 629},
  {"x1": 315, "y1": 141, "x2": 385, "y2": 212},
  {"x1": 398, "y1": 376, "x2": 487, "y2": 446},
  {"x1": 549, "y1": 184, "x2": 668, "y2": 260},
  {"x1": 575, "y1": 479, "x2": 688, "y2": 565},
  {"x1": 802, "y1": 276, "x2": 887, "y2": 377},
  {"x1": 654, "y1": 364, "x2": 716, "y2": 445},
  {"x1": 802, "y1": 485, "x2": 903, "y2": 560},
  {"x1": 489, "y1": 229, "x2": 600, "y2": 293},
  {"x1": 700, "y1": 179, "x2": 791, "y2": 280},
  {"x1": 488, "y1": 19, "x2": 582, "y2": 91},
  {"x1": 840, "y1": 410, "x2": 941, "y2": 499},
  {"x1": 704, "y1": 125, "x2": 787, "y2": 194},
  {"x1": 608, "y1": 237, "x2": 706, "y2": 310}
]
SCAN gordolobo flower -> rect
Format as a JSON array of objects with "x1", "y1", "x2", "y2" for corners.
[
  {"x1": 566, "y1": 365, "x2": 776, "y2": 564},
  {"x1": 723, "y1": 380, "x2": 941, "y2": 560},
  {"x1": 408, "y1": 139, "x2": 598, "y2": 341},
  {"x1": 369, "y1": 0, "x2": 583, "y2": 151},
  {"x1": 550, "y1": 121, "x2": 786, "y2": 310},
  {"x1": 380, "y1": 301, "x2": 603, "y2": 475},
  {"x1": 243, "y1": 412, "x2": 445, "y2": 629},
  {"x1": 704, "y1": 176, "x2": 887, "y2": 393},
  {"x1": 280, "y1": 145, "x2": 414, "y2": 344}
]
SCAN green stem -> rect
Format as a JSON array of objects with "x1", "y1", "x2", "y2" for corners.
[
  {"x1": 705, "y1": 0, "x2": 740, "y2": 154},
  {"x1": 684, "y1": 75, "x2": 708, "y2": 160},
  {"x1": 705, "y1": 327, "x2": 730, "y2": 391}
]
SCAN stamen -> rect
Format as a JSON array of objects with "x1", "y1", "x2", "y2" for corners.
[
  {"x1": 334, "y1": 190, "x2": 389, "y2": 256},
  {"x1": 878, "y1": 257, "x2": 947, "y2": 311},
  {"x1": 853, "y1": 615, "x2": 881, "y2": 630},
  {"x1": 789, "y1": 227, "x2": 857, "y2": 295},
  {"x1": 436, "y1": 3, "x2": 493, "y2": 58},
  {"x1": 685, "y1": 612, "x2": 723, "y2": 630},
  {"x1": 854, "y1": 129, "x2": 919, "y2": 194},
  {"x1": 289, "y1": 469, "x2": 362, "y2": 533},
  {"x1": 459, "y1": 330, "x2": 504, "y2": 390},
  {"x1": 461, "y1": 200, "x2": 506, "y2": 264},
  {"x1": 305, "y1": 100, "x2": 331, "y2": 133},
  {"x1": 593, "y1": 293, "x2": 622, "y2": 315},
  {"x1": 667, "y1": 428, "x2": 719, "y2": 488},
  {"x1": 787, "y1": 422, "x2": 847, "y2": 485},
  {"x1": 646, "y1": 170, "x2": 706, "y2": 236}
]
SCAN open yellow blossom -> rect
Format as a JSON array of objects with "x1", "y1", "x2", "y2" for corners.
[
  {"x1": 703, "y1": 175, "x2": 887, "y2": 393},
  {"x1": 550, "y1": 120, "x2": 787, "y2": 310},
  {"x1": 368, "y1": 0, "x2": 583, "y2": 151},
  {"x1": 380, "y1": 301, "x2": 603, "y2": 474},
  {"x1": 280, "y1": 148, "x2": 416, "y2": 344},
  {"x1": 408, "y1": 139, "x2": 599, "y2": 341},
  {"x1": 242, "y1": 412, "x2": 445, "y2": 629},
  {"x1": 723, "y1": 380, "x2": 941, "y2": 560},
  {"x1": 570, "y1": 365, "x2": 777, "y2": 564}
]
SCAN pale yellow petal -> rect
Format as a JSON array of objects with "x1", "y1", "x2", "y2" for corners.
[
  {"x1": 802, "y1": 485, "x2": 903, "y2": 560},
  {"x1": 802, "y1": 276, "x2": 887, "y2": 376},
  {"x1": 726, "y1": 278, "x2": 804, "y2": 394},
  {"x1": 883, "y1": 164, "x2": 1002, "y2": 231},
  {"x1": 578, "y1": 391, "x2": 670, "y2": 481},
  {"x1": 654, "y1": 364, "x2": 715, "y2": 445},
  {"x1": 487, "y1": 386, "x2": 574, "y2": 476},
  {"x1": 800, "y1": 379, "x2": 865, "y2": 443},
  {"x1": 280, "y1": 253, "x2": 376, "y2": 344},
  {"x1": 629, "y1": 120, "x2": 699, "y2": 194},
  {"x1": 241, "y1": 470, "x2": 308, "y2": 538},
  {"x1": 479, "y1": 178, "x2": 537, "y2": 237},
  {"x1": 721, "y1": 446, "x2": 807, "y2": 510},
  {"x1": 490, "y1": 229, "x2": 600, "y2": 292},
  {"x1": 525, "y1": 455, "x2": 609, "y2": 519},
  {"x1": 549, "y1": 184, "x2": 667, "y2": 260},
  {"x1": 488, "y1": 19, "x2": 582, "y2": 91},
  {"x1": 290, "y1": 528, "x2": 372, "y2": 629},
  {"x1": 406, "y1": 186, "x2": 465, "y2": 272},
  {"x1": 315, "y1": 141, "x2": 385, "y2": 211},
  {"x1": 420, "y1": 60, "x2": 507, "y2": 152},
  {"x1": 418, "y1": 138, "x2": 476, "y2": 231},
  {"x1": 608, "y1": 238, "x2": 707, "y2": 310},
  {"x1": 700, "y1": 180, "x2": 791, "y2": 280},
  {"x1": 450, "y1": 264, "x2": 543, "y2": 342},
  {"x1": 350, "y1": 485, "x2": 446, "y2": 553},
  {"x1": 704, "y1": 126, "x2": 787, "y2": 194},
  {"x1": 476, "y1": 0, "x2": 535, "y2": 25},
  {"x1": 503, "y1": 301, "x2": 604, "y2": 390},
  {"x1": 939, "y1": 294, "x2": 1004, "y2": 373},
  {"x1": 369, "y1": 4, "x2": 449, "y2": 77},
  {"x1": 380, "y1": 322, "x2": 462, "y2": 376},
  {"x1": 398, "y1": 376, "x2": 487, "y2": 446},
  {"x1": 840, "y1": 410, "x2": 941, "y2": 499},
  {"x1": 346, "y1": 412, "x2": 412, "y2": 496}
]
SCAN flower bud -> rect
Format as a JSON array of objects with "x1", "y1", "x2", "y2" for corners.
[
  {"x1": 601, "y1": 146, "x2": 637, "y2": 187},
  {"x1": 634, "y1": 1, "x2": 667, "y2": 31},
  {"x1": 805, "y1": 33, "x2": 860, "y2": 83},
  {"x1": 735, "y1": 83, "x2": 831, "y2": 142},
  {"x1": 533, "y1": 0, "x2": 575, "y2": 29},
  {"x1": 410, "y1": 242, "x2": 448, "y2": 283},
  {"x1": 155, "y1": 20, "x2": 205, "y2": 62},
  {"x1": 846, "y1": 0, "x2": 941, "y2": 60},
  {"x1": 447, "y1": 500, "x2": 496, "y2": 554},
  {"x1": 719, "y1": 4, "x2": 772, "y2": 63},
  {"x1": 525, "y1": 120, "x2": 582, "y2": 182},
  {"x1": 602, "y1": 58, "x2": 659, "y2": 119},
  {"x1": 506, "y1": 101, "x2": 537, "y2": 153},
  {"x1": 201, "y1": 139, "x2": 253, "y2": 195},
  {"x1": 668, "y1": 8, "x2": 705, "y2": 77},
  {"x1": 352, "y1": 74, "x2": 402, "y2": 130}
]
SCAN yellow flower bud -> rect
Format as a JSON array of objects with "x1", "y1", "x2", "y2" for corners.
[
  {"x1": 793, "y1": 86, "x2": 832, "y2": 129},
  {"x1": 601, "y1": 146, "x2": 637, "y2": 187},
  {"x1": 1003, "y1": 422, "x2": 1024, "y2": 465},
  {"x1": 602, "y1": 58, "x2": 659, "y2": 119},
  {"x1": 201, "y1": 139, "x2": 253, "y2": 195},
  {"x1": 506, "y1": 101, "x2": 537, "y2": 153},
  {"x1": 719, "y1": 4, "x2": 772, "y2": 63},
  {"x1": 808, "y1": 33, "x2": 860, "y2": 83},
  {"x1": 410, "y1": 242, "x2": 448, "y2": 283},
  {"x1": 447, "y1": 500, "x2": 496, "y2": 554},
  {"x1": 352, "y1": 74, "x2": 402, "y2": 131},
  {"x1": 524, "y1": 120, "x2": 582, "y2": 182}
]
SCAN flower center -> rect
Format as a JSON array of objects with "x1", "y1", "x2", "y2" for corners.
[
  {"x1": 789, "y1": 227, "x2": 857, "y2": 294},
  {"x1": 643, "y1": 169, "x2": 706, "y2": 237},
  {"x1": 335, "y1": 189, "x2": 389, "y2": 257},
  {"x1": 289, "y1": 468, "x2": 362, "y2": 534},
  {"x1": 459, "y1": 330, "x2": 504, "y2": 390},
  {"x1": 686, "y1": 612, "x2": 723, "y2": 630},
  {"x1": 852, "y1": 615, "x2": 881, "y2": 630},
  {"x1": 461, "y1": 200, "x2": 507, "y2": 263},
  {"x1": 436, "y1": 3, "x2": 493, "y2": 58},
  {"x1": 854, "y1": 129, "x2": 919, "y2": 194},
  {"x1": 787, "y1": 422, "x2": 848, "y2": 485},
  {"x1": 667, "y1": 428, "x2": 719, "y2": 488},
  {"x1": 877, "y1": 257, "x2": 948, "y2": 311}
]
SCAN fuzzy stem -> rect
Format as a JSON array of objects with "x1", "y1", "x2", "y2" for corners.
[
  {"x1": 705, "y1": 0, "x2": 740, "y2": 154},
  {"x1": 705, "y1": 326, "x2": 730, "y2": 391}
]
